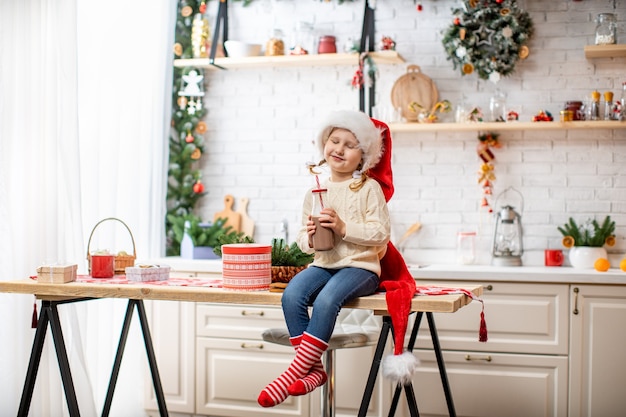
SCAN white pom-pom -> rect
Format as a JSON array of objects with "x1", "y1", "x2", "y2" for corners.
[{"x1": 382, "y1": 352, "x2": 420, "y2": 385}]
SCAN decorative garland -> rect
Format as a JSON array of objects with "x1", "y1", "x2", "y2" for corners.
[
  {"x1": 441, "y1": 0, "x2": 533, "y2": 82},
  {"x1": 476, "y1": 132, "x2": 501, "y2": 212}
]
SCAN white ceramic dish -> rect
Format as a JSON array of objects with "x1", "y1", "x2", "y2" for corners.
[{"x1": 224, "y1": 40, "x2": 262, "y2": 58}]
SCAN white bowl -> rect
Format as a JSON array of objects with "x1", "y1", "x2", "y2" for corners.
[{"x1": 224, "y1": 40, "x2": 262, "y2": 58}]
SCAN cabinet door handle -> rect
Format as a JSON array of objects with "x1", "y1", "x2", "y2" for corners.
[
  {"x1": 241, "y1": 310, "x2": 265, "y2": 316},
  {"x1": 485, "y1": 284, "x2": 493, "y2": 291},
  {"x1": 241, "y1": 343, "x2": 264, "y2": 350},
  {"x1": 465, "y1": 354, "x2": 492, "y2": 362},
  {"x1": 573, "y1": 287, "x2": 579, "y2": 315}
]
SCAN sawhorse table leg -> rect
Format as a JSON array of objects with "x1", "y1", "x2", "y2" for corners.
[
  {"x1": 358, "y1": 312, "x2": 456, "y2": 417},
  {"x1": 17, "y1": 298, "x2": 168, "y2": 417}
]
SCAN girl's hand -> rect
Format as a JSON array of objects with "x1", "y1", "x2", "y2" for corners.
[
  {"x1": 319, "y1": 208, "x2": 346, "y2": 238},
  {"x1": 306, "y1": 215, "x2": 315, "y2": 247}
]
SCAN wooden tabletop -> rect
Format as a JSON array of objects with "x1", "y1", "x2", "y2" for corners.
[{"x1": 0, "y1": 279, "x2": 482, "y2": 314}]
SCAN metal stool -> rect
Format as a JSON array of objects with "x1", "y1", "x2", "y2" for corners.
[{"x1": 262, "y1": 309, "x2": 379, "y2": 417}]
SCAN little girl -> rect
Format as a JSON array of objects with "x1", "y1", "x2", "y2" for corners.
[{"x1": 258, "y1": 110, "x2": 390, "y2": 407}]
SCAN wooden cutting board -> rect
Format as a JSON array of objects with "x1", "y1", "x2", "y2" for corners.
[
  {"x1": 391, "y1": 65, "x2": 439, "y2": 122},
  {"x1": 236, "y1": 197, "x2": 255, "y2": 238},
  {"x1": 214, "y1": 194, "x2": 241, "y2": 232}
]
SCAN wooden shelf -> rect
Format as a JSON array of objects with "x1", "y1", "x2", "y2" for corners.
[
  {"x1": 388, "y1": 120, "x2": 626, "y2": 133},
  {"x1": 584, "y1": 44, "x2": 626, "y2": 58},
  {"x1": 173, "y1": 50, "x2": 404, "y2": 70}
]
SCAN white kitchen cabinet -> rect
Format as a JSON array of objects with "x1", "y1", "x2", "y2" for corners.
[
  {"x1": 569, "y1": 285, "x2": 626, "y2": 417},
  {"x1": 195, "y1": 303, "x2": 389, "y2": 417},
  {"x1": 406, "y1": 282, "x2": 570, "y2": 417},
  {"x1": 195, "y1": 304, "x2": 310, "y2": 416}
]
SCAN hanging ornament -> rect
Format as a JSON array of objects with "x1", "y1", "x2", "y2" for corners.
[
  {"x1": 181, "y1": 5, "x2": 193, "y2": 17},
  {"x1": 173, "y1": 43, "x2": 183, "y2": 57},
  {"x1": 442, "y1": 0, "x2": 534, "y2": 82},
  {"x1": 178, "y1": 69, "x2": 205, "y2": 115},
  {"x1": 195, "y1": 121, "x2": 207, "y2": 134},
  {"x1": 191, "y1": 148, "x2": 202, "y2": 160},
  {"x1": 185, "y1": 131, "x2": 194, "y2": 143},
  {"x1": 476, "y1": 132, "x2": 501, "y2": 212},
  {"x1": 193, "y1": 180, "x2": 205, "y2": 194}
]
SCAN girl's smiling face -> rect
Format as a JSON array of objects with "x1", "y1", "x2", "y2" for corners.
[{"x1": 323, "y1": 128, "x2": 363, "y2": 181}]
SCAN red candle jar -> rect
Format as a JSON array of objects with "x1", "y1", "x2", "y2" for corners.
[
  {"x1": 91, "y1": 254, "x2": 115, "y2": 278},
  {"x1": 565, "y1": 101, "x2": 584, "y2": 121},
  {"x1": 318, "y1": 36, "x2": 337, "y2": 54}
]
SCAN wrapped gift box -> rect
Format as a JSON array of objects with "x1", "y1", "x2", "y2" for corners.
[
  {"x1": 37, "y1": 264, "x2": 78, "y2": 283},
  {"x1": 125, "y1": 265, "x2": 170, "y2": 282},
  {"x1": 222, "y1": 244, "x2": 271, "y2": 291}
]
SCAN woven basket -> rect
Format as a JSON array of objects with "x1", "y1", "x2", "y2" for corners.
[
  {"x1": 87, "y1": 217, "x2": 137, "y2": 274},
  {"x1": 271, "y1": 266, "x2": 307, "y2": 284}
]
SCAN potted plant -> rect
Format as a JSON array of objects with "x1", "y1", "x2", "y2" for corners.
[
  {"x1": 211, "y1": 229, "x2": 255, "y2": 257},
  {"x1": 558, "y1": 216, "x2": 616, "y2": 268},
  {"x1": 270, "y1": 238, "x2": 314, "y2": 283},
  {"x1": 167, "y1": 214, "x2": 248, "y2": 259}
]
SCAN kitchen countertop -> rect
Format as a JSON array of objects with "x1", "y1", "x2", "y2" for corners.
[
  {"x1": 409, "y1": 264, "x2": 626, "y2": 285},
  {"x1": 143, "y1": 257, "x2": 626, "y2": 286}
]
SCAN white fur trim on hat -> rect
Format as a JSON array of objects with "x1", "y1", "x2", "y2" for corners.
[
  {"x1": 382, "y1": 351, "x2": 420, "y2": 385},
  {"x1": 316, "y1": 110, "x2": 384, "y2": 173}
]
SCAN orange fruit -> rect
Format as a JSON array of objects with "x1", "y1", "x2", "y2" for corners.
[
  {"x1": 605, "y1": 236, "x2": 616, "y2": 247},
  {"x1": 562, "y1": 236, "x2": 575, "y2": 248},
  {"x1": 594, "y1": 258, "x2": 610, "y2": 272},
  {"x1": 620, "y1": 259, "x2": 626, "y2": 272}
]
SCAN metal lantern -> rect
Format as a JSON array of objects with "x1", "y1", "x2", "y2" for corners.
[{"x1": 491, "y1": 187, "x2": 524, "y2": 266}]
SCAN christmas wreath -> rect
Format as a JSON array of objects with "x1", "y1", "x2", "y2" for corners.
[{"x1": 441, "y1": 0, "x2": 533, "y2": 82}]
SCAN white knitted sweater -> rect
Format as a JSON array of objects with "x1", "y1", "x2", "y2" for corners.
[{"x1": 296, "y1": 178, "x2": 390, "y2": 276}]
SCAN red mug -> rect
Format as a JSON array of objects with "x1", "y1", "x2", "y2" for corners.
[
  {"x1": 545, "y1": 249, "x2": 564, "y2": 267},
  {"x1": 91, "y1": 254, "x2": 115, "y2": 278}
]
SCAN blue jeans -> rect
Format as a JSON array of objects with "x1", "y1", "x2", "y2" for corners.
[{"x1": 281, "y1": 266, "x2": 380, "y2": 342}]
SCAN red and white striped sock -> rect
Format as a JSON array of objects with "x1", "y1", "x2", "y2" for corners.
[
  {"x1": 284, "y1": 334, "x2": 328, "y2": 396},
  {"x1": 258, "y1": 332, "x2": 328, "y2": 407},
  {"x1": 288, "y1": 359, "x2": 327, "y2": 396}
]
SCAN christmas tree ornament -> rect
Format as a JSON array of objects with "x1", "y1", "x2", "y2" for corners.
[
  {"x1": 185, "y1": 131, "x2": 194, "y2": 143},
  {"x1": 193, "y1": 180, "x2": 205, "y2": 194},
  {"x1": 191, "y1": 148, "x2": 202, "y2": 160},
  {"x1": 173, "y1": 43, "x2": 183, "y2": 57},
  {"x1": 181, "y1": 5, "x2": 193, "y2": 17},
  {"x1": 442, "y1": 0, "x2": 534, "y2": 82},
  {"x1": 195, "y1": 121, "x2": 207, "y2": 134}
]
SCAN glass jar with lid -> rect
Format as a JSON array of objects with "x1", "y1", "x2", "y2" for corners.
[
  {"x1": 456, "y1": 231, "x2": 476, "y2": 265},
  {"x1": 595, "y1": 13, "x2": 617, "y2": 45}
]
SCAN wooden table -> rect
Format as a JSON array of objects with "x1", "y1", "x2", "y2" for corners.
[{"x1": 0, "y1": 278, "x2": 481, "y2": 417}]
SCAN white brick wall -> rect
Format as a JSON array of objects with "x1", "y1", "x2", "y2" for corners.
[{"x1": 193, "y1": 0, "x2": 626, "y2": 266}]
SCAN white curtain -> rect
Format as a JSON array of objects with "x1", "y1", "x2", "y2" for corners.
[{"x1": 0, "y1": 0, "x2": 175, "y2": 415}]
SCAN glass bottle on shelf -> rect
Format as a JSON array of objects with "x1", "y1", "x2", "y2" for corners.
[
  {"x1": 489, "y1": 89, "x2": 507, "y2": 122},
  {"x1": 590, "y1": 90, "x2": 601, "y2": 120},
  {"x1": 265, "y1": 29, "x2": 285, "y2": 56},
  {"x1": 595, "y1": 13, "x2": 617, "y2": 45}
]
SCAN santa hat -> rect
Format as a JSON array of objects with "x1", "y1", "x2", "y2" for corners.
[
  {"x1": 368, "y1": 118, "x2": 420, "y2": 385},
  {"x1": 369, "y1": 118, "x2": 487, "y2": 385},
  {"x1": 316, "y1": 110, "x2": 384, "y2": 173}
]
